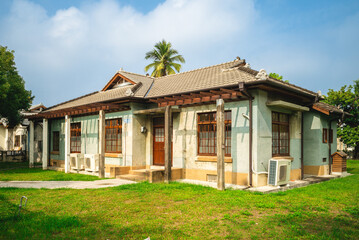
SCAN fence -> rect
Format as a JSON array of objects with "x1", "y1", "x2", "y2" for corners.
[{"x1": 0, "y1": 150, "x2": 27, "y2": 162}]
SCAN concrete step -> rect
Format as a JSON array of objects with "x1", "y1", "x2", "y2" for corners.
[
  {"x1": 129, "y1": 169, "x2": 148, "y2": 176},
  {"x1": 117, "y1": 174, "x2": 147, "y2": 182}
]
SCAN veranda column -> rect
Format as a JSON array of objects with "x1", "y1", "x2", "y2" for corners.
[
  {"x1": 64, "y1": 115, "x2": 70, "y2": 173},
  {"x1": 99, "y1": 110, "x2": 105, "y2": 178},
  {"x1": 216, "y1": 99, "x2": 225, "y2": 190},
  {"x1": 29, "y1": 121, "x2": 34, "y2": 168},
  {"x1": 164, "y1": 105, "x2": 172, "y2": 183},
  {"x1": 42, "y1": 118, "x2": 48, "y2": 170}
]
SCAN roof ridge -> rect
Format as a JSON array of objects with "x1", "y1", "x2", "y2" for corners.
[
  {"x1": 120, "y1": 70, "x2": 154, "y2": 79},
  {"x1": 236, "y1": 66, "x2": 317, "y2": 95},
  {"x1": 154, "y1": 59, "x2": 237, "y2": 80}
]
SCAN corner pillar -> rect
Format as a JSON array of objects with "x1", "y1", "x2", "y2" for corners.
[
  {"x1": 64, "y1": 115, "x2": 70, "y2": 173},
  {"x1": 42, "y1": 118, "x2": 48, "y2": 170},
  {"x1": 164, "y1": 105, "x2": 172, "y2": 183},
  {"x1": 216, "y1": 99, "x2": 225, "y2": 190},
  {"x1": 99, "y1": 110, "x2": 105, "y2": 178},
  {"x1": 29, "y1": 121, "x2": 35, "y2": 168}
]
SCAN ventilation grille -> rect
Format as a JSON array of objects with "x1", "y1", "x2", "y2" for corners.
[{"x1": 268, "y1": 160, "x2": 277, "y2": 185}]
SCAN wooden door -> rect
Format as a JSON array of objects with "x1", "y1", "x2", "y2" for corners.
[
  {"x1": 152, "y1": 117, "x2": 172, "y2": 166},
  {"x1": 153, "y1": 126, "x2": 165, "y2": 165}
]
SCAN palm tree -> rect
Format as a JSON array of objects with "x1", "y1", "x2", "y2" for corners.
[{"x1": 144, "y1": 40, "x2": 185, "y2": 77}]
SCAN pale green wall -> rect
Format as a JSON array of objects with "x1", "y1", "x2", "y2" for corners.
[
  {"x1": 49, "y1": 106, "x2": 135, "y2": 167},
  {"x1": 251, "y1": 89, "x2": 303, "y2": 172},
  {"x1": 168, "y1": 101, "x2": 250, "y2": 173},
  {"x1": 303, "y1": 111, "x2": 337, "y2": 166}
]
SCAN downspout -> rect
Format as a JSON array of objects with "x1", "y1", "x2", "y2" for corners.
[
  {"x1": 239, "y1": 82, "x2": 253, "y2": 187},
  {"x1": 48, "y1": 119, "x2": 51, "y2": 166},
  {"x1": 301, "y1": 112, "x2": 304, "y2": 179},
  {"x1": 328, "y1": 119, "x2": 333, "y2": 175}
]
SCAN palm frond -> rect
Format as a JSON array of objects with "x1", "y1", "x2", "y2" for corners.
[{"x1": 144, "y1": 39, "x2": 185, "y2": 77}]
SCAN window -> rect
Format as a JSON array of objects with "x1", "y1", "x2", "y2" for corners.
[
  {"x1": 329, "y1": 129, "x2": 333, "y2": 143},
  {"x1": 272, "y1": 112, "x2": 290, "y2": 156},
  {"x1": 197, "y1": 111, "x2": 231, "y2": 156},
  {"x1": 323, "y1": 128, "x2": 333, "y2": 144},
  {"x1": 105, "y1": 119, "x2": 122, "y2": 153},
  {"x1": 70, "y1": 123, "x2": 81, "y2": 153},
  {"x1": 323, "y1": 128, "x2": 328, "y2": 143},
  {"x1": 14, "y1": 135, "x2": 20, "y2": 147},
  {"x1": 52, "y1": 131, "x2": 60, "y2": 151}
]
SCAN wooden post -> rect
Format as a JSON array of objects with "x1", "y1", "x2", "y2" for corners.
[
  {"x1": 164, "y1": 105, "x2": 172, "y2": 183},
  {"x1": 99, "y1": 110, "x2": 105, "y2": 178},
  {"x1": 42, "y1": 118, "x2": 48, "y2": 170},
  {"x1": 216, "y1": 99, "x2": 225, "y2": 190},
  {"x1": 29, "y1": 121, "x2": 34, "y2": 168},
  {"x1": 64, "y1": 115, "x2": 70, "y2": 173}
]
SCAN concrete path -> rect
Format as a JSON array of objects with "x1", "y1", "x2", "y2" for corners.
[{"x1": 0, "y1": 179, "x2": 136, "y2": 189}]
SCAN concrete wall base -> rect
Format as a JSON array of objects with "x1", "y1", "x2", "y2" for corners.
[
  {"x1": 304, "y1": 165, "x2": 329, "y2": 175},
  {"x1": 184, "y1": 169, "x2": 249, "y2": 186}
]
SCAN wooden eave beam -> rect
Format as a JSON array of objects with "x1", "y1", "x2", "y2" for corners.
[{"x1": 312, "y1": 105, "x2": 330, "y2": 115}]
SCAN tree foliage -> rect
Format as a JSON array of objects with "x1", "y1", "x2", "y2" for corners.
[
  {"x1": 144, "y1": 40, "x2": 185, "y2": 77},
  {"x1": 0, "y1": 45, "x2": 33, "y2": 126},
  {"x1": 324, "y1": 80, "x2": 359, "y2": 158},
  {"x1": 269, "y1": 72, "x2": 289, "y2": 83}
]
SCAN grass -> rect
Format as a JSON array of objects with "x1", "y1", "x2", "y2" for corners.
[
  {"x1": 0, "y1": 162, "x2": 101, "y2": 181},
  {"x1": 0, "y1": 160, "x2": 358, "y2": 239}
]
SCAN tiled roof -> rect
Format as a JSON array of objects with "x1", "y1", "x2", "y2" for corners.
[
  {"x1": 44, "y1": 86, "x2": 132, "y2": 112},
  {"x1": 146, "y1": 60, "x2": 317, "y2": 98},
  {"x1": 43, "y1": 58, "x2": 321, "y2": 112},
  {"x1": 313, "y1": 102, "x2": 345, "y2": 115},
  {"x1": 146, "y1": 60, "x2": 253, "y2": 97},
  {"x1": 118, "y1": 71, "x2": 153, "y2": 97}
]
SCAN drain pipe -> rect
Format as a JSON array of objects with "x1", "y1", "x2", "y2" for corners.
[
  {"x1": 239, "y1": 82, "x2": 253, "y2": 187},
  {"x1": 301, "y1": 112, "x2": 304, "y2": 179},
  {"x1": 328, "y1": 119, "x2": 334, "y2": 175}
]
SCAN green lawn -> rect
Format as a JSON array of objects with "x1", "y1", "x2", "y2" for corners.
[
  {"x1": 0, "y1": 161, "x2": 358, "y2": 239},
  {"x1": 0, "y1": 163, "x2": 101, "y2": 181}
]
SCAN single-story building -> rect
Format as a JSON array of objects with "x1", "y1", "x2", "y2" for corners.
[{"x1": 28, "y1": 57, "x2": 346, "y2": 187}]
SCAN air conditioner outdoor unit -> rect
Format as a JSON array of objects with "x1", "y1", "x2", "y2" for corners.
[
  {"x1": 268, "y1": 159, "x2": 291, "y2": 186},
  {"x1": 69, "y1": 153, "x2": 84, "y2": 170},
  {"x1": 84, "y1": 154, "x2": 99, "y2": 172}
]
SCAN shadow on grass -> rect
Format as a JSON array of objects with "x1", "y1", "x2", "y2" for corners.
[{"x1": 262, "y1": 208, "x2": 359, "y2": 239}]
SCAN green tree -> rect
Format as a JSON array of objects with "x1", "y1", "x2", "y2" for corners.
[
  {"x1": 0, "y1": 45, "x2": 33, "y2": 126},
  {"x1": 144, "y1": 40, "x2": 185, "y2": 77},
  {"x1": 269, "y1": 72, "x2": 289, "y2": 83},
  {"x1": 324, "y1": 80, "x2": 359, "y2": 159}
]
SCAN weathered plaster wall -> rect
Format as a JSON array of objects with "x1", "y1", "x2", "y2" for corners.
[
  {"x1": 49, "y1": 107, "x2": 134, "y2": 168},
  {"x1": 251, "y1": 89, "x2": 304, "y2": 183},
  {"x1": 303, "y1": 111, "x2": 337, "y2": 175},
  {"x1": 0, "y1": 126, "x2": 6, "y2": 150},
  {"x1": 169, "y1": 101, "x2": 250, "y2": 174},
  {"x1": 34, "y1": 124, "x2": 43, "y2": 163}
]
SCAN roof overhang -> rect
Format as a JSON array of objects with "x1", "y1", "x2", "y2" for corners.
[
  {"x1": 134, "y1": 107, "x2": 181, "y2": 115},
  {"x1": 29, "y1": 101, "x2": 131, "y2": 119},
  {"x1": 267, "y1": 100, "x2": 309, "y2": 112}
]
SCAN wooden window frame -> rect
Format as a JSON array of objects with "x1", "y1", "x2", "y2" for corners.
[
  {"x1": 70, "y1": 122, "x2": 81, "y2": 153},
  {"x1": 52, "y1": 131, "x2": 60, "y2": 152},
  {"x1": 323, "y1": 128, "x2": 328, "y2": 143},
  {"x1": 105, "y1": 118, "x2": 122, "y2": 153},
  {"x1": 272, "y1": 112, "x2": 290, "y2": 157},
  {"x1": 197, "y1": 111, "x2": 231, "y2": 157}
]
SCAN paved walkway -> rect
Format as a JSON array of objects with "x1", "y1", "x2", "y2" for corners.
[{"x1": 0, "y1": 179, "x2": 136, "y2": 189}]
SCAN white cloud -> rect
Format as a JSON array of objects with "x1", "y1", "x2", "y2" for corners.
[{"x1": 0, "y1": 0, "x2": 358, "y2": 106}]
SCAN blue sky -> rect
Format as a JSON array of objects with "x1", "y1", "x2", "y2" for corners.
[{"x1": 0, "y1": 0, "x2": 358, "y2": 107}]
